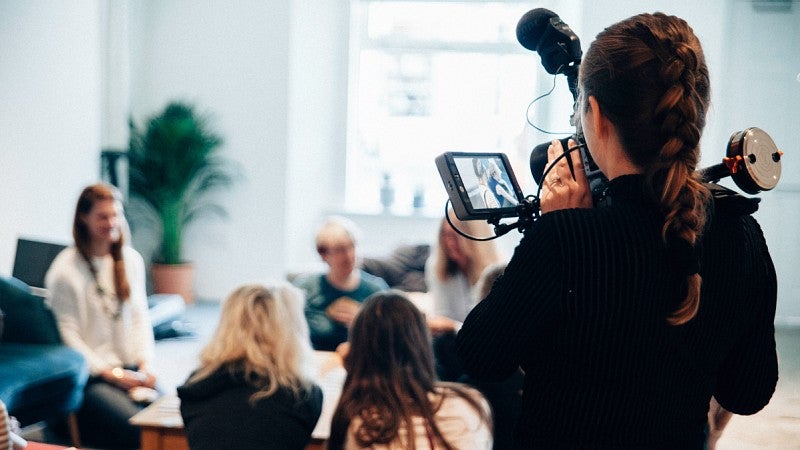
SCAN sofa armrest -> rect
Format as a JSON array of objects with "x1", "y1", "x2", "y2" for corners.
[{"x1": 0, "y1": 276, "x2": 61, "y2": 345}]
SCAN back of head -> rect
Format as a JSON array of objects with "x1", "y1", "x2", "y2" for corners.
[
  {"x1": 579, "y1": 12, "x2": 711, "y2": 325},
  {"x1": 580, "y1": 12, "x2": 710, "y2": 172},
  {"x1": 347, "y1": 291, "x2": 436, "y2": 385},
  {"x1": 333, "y1": 292, "x2": 443, "y2": 447},
  {"x1": 334, "y1": 291, "x2": 490, "y2": 449},
  {"x1": 195, "y1": 282, "x2": 314, "y2": 399}
]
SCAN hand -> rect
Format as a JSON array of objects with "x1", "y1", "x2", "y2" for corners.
[
  {"x1": 427, "y1": 315, "x2": 458, "y2": 336},
  {"x1": 335, "y1": 342, "x2": 351, "y2": 371},
  {"x1": 139, "y1": 370, "x2": 157, "y2": 389},
  {"x1": 102, "y1": 367, "x2": 153, "y2": 390},
  {"x1": 326, "y1": 297, "x2": 361, "y2": 327},
  {"x1": 706, "y1": 397, "x2": 732, "y2": 450},
  {"x1": 541, "y1": 139, "x2": 593, "y2": 213}
]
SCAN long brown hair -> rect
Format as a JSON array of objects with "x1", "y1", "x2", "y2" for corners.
[
  {"x1": 73, "y1": 183, "x2": 130, "y2": 301},
  {"x1": 579, "y1": 13, "x2": 710, "y2": 325},
  {"x1": 328, "y1": 292, "x2": 491, "y2": 449},
  {"x1": 434, "y1": 213, "x2": 501, "y2": 286}
]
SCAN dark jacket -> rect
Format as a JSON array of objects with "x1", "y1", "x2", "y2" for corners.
[{"x1": 178, "y1": 367, "x2": 323, "y2": 450}]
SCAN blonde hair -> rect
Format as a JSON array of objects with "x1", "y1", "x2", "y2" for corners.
[
  {"x1": 434, "y1": 215, "x2": 501, "y2": 286},
  {"x1": 315, "y1": 215, "x2": 361, "y2": 254},
  {"x1": 189, "y1": 282, "x2": 315, "y2": 402}
]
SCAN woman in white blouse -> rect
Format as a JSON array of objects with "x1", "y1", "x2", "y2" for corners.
[{"x1": 46, "y1": 183, "x2": 156, "y2": 449}]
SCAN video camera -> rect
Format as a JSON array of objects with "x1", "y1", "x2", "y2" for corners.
[{"x1": 436, "y1": 8, "x2": 783, "y2": 237}]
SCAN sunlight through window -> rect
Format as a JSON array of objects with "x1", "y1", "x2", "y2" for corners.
[{"x1": 346, "y1": 1, "x2": 560, "y2": 216}]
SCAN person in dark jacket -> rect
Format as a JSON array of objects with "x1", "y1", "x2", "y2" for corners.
[
  {"x1": 178, "y1": 283, "x2": 322, "y2": 450},
  {"x1": 456, "y1": 12, "x2": 777, "y2": 449}
]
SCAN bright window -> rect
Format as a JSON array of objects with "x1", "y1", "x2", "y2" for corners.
[{"x1": 345, "y1": 1, "x2": 557, "y2": 216}]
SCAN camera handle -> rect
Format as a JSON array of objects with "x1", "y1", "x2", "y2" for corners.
[{"x1": 487, "y1": 197, "x2": 541, "y2": 237}]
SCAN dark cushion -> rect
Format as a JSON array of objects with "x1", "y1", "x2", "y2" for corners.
[
  {"x1": 361, "y1": 244, "x2": 430, "y2": 292},
  {"x1": 0, "y1": 276, "x2": 61, "y2": 345},
  {"x1": 0, "y1": 343, "x2": 88, "y2": 426}
]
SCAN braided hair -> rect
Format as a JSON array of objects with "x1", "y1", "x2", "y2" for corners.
[{"x1": 579, "y1": 13, "x2": 710, "y2": 325}]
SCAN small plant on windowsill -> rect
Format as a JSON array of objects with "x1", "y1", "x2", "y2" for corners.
[{"x1": 127, "y1": 102, "x2": 239, "y2": 303}]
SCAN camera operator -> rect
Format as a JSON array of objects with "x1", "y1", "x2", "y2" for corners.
[{"x1": 456, "y1": 12, "x2": 777, "y2": 448}]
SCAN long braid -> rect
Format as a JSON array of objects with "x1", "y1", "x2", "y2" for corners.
[
  {"x1": 581, "y1": 13, "x2": 711, "y2": 325},
  {"x1": 641, "y1": 16, "x2": 710, "y2": 325}
]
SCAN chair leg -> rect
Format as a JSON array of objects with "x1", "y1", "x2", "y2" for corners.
[{"x1": 67, "y1": 413, "x2": 81, "y2": 448}]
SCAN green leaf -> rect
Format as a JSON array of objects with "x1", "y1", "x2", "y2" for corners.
[{"x1": 127, "y1": 102, "x2": 240, "y2": 264}]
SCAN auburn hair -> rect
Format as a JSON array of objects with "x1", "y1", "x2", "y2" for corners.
[
  {"x1": 72, "y1": 183, "x2": 130, "y2": 301},
  {"x1": 580, "y1": 13, "x2": 711, "y2": 325}
]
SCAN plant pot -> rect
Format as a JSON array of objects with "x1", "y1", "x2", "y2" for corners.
[{"x1": 151, "y1": 262, "x2": 195, "y2": 304}]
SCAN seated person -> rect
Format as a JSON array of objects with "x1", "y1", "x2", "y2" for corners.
[
  {"x1": 45, "y1": 183, "x2": 157, "y2": 449},
  {"x1": 425, "y1": 214, "x2": 503, "y2": 381},
  {"x1": 178, "y1": 282, "x2": 323, "y2": 450},
  {"x1": 293, "y1": 216, "x2": 388, "y2": 351},
  {"x1": 327, "y1": 291, "x2": 493, "y2": 450}
]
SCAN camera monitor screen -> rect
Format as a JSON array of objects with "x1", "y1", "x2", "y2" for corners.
[{"x1": 435, "y1": 152, "x2": 524, "y2": 220}]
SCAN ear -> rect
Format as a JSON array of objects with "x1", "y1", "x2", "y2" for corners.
[{"x1": 587, "y1": 96, "x2": 611, "y2": 139}]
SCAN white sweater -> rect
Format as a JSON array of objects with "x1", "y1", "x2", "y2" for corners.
[
  {"x1": 424, "y1": 253, "x2": 475, "y2": 323},
  {"x1": 45, "y1": 246, "x2": 154, "y2": 376}
]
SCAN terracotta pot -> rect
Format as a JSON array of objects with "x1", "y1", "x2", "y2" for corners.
[{"x1": 151, "y1": 262, "x2": 195, "y2": 304}]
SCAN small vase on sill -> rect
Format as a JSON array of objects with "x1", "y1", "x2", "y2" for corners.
[{"x1": 380, "y1": 173, "x2": 395, "y2": 213}]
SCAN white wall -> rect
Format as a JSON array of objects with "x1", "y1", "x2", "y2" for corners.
[
  {"x1": 0, "y1": 1, "x2": 103, "y2": 263},
  {"x1": 285, "y1": 0, "x2": 352, "y2": 272},
  {"x1": 1, "y1": 0, "x2": 798, "y2": 322},
  {"x1": 125, "y1": 0, "x2": 293, "y2": 299}
]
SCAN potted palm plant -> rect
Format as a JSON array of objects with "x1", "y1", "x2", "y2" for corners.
[{"x1": 127, "y1": 102, "x2": 237, "y2": 303}]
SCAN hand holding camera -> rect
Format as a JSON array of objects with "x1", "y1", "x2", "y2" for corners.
[{"x1": 540, "y1": 139, "x2": 592, "y2": 213}]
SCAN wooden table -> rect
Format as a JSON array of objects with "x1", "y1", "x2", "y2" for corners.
[
  {"x1": 129, "y1": 395, "x2": 189, "y2": 450},
  {"x1": 130, "y1": 351, "x2": 345, "y2": 450}
]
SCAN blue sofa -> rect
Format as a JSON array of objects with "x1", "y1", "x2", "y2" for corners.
[{"x1": 0, "y1": 275, "x2": 88, "y2": 428}]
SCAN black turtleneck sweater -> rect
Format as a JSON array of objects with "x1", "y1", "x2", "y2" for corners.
[{"x1": 456, "y1": 175, "x2": 778, "y2": 449}]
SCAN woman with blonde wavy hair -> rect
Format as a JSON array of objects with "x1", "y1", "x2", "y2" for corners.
[
  {"x1": 178, "y1": 282, "x2": 322, "y2": 450},
  {"x1": 457, "y1": 12, "x2": 777, "y2": 448}
]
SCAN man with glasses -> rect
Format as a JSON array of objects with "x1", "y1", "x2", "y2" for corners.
[{"x1": 293, "y1": 216, "x2": 389, "y2": 351}]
